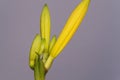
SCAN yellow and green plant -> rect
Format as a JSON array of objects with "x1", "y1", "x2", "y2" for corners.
[{"x1": 29, "y1": 0, "x2": 90, "y2": 80}]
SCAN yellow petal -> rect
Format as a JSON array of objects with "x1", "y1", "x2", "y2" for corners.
[
  {"x1": 29, "y1": 34, "x2": 41, "y2": 69},
  {"x1": 50, "y1": 0, "x2": 90, "y2": 58},
  {"x1": 40, "y1": 4, "x2": 51, "y2": 51}
]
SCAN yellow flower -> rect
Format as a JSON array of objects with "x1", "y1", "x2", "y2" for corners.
[
  {"x1": 40, "y1": 4, "x2": 51, "y2": 52},
  {"x1": 29, "y1": 34, "x2": 41, "y2": 69},
  {"x1": 40, "y1": 4, "x2": 51, "y2": 63},
  {"x1": 45, "y1": 0, "x2": 90, "y2": 70},
  {"x1": 29, "y1": 4, "x2": 51, "y2": 69}
]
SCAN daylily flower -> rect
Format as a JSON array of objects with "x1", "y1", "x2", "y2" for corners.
[
  {"x1": 29, "y1": 0, "x2": 90, "y2": 79},
  {"x1": 29, "y1": 34, "x2": 41, "y2": 69},
  {"x1": 29, "y1": 4, "x2": 51, "y2": 69},
  {"x1": 40, "y1": 4, "x2": 51, "y2": 52},
  {"x1": 40, "y1": 4, "x2": 51, "y2": 63},
  {"x1": 45, "y1": 0, "x2": 90, "y2": 70}
]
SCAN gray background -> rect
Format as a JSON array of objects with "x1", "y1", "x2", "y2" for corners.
[{"x1": 0, "y1": 0, "x2": 120, "y2": 80}]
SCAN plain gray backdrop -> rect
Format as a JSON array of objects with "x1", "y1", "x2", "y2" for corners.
[{"x1": 0, "y1": 0, "x2": 120, "y2": 80}]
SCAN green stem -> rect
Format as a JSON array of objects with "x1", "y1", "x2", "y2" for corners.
[{"x1": 34, "y1": 56, "x2": 45, "y2": 80}]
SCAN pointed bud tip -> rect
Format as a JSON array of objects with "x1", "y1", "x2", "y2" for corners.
[
  {"x1": 42, "y1": 3, "x2": 50, "y2": 12},
  {"x1": 44, "y1": 3, "x2": 48, "y2": 8}
]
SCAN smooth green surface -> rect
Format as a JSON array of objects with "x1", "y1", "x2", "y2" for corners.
[{"x1": 34, "y1": 55, "x2": 45, "y2": 80}]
